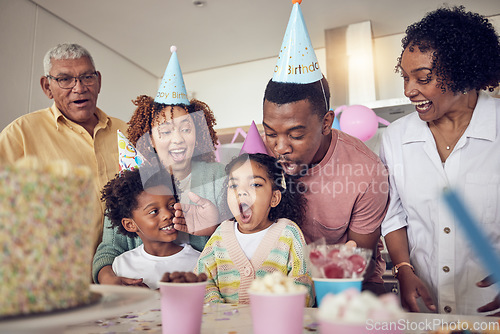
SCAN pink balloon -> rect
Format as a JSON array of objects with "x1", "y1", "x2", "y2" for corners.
[{"x1": 337, "y1": 105, "x2": 378, "y2": 142}]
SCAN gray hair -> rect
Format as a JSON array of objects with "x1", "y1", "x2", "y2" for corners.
[{"x1": 43, "y1": 43, "x2": 96, "y2": 76}]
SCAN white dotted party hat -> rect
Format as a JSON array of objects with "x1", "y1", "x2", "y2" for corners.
[
  {"x1": 117, "y1": 130, "x2": 144, "y2": 171},
  {"x1": 154, "y1": 46, "x2": 190, "y2": 105},
  {"x1": 272, "y1": 0, "x2": 323, "y2": 84}
]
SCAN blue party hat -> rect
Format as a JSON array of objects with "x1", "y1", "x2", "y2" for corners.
[
  {"x1": 272, "y1": 0, "x2": 323, "y2": 84},
  {"x1": 155, "y1": 46, "x2": 190, "y2": 105}
]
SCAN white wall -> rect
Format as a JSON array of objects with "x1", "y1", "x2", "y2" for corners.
[
  {"x1": 186, "y1": 15, "x2": 500, "y2": 131},
  {"x1": 184, "y1": 49, "x2": 327, "y2": 130},
  {"x1": 0, "y1": 0, "x2": 158, "y2": 131},
  {"x1": 184, "y1": 32, "x2": 407, "y2": 131},
  {"x1": 373, "y1": 33, "x2": 406, "y2": 101},
  {"x1": 1, "y1": 0, "x2": 498, "y2": 133}
]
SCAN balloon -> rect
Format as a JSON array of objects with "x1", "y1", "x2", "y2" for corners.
[{"x1": 334, "y1": 105, "x2": 390, "y2": 142}]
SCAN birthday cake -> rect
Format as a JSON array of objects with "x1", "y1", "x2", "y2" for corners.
[{"x1": 0, "y1": 157, "x2": 95, "y2": 318}]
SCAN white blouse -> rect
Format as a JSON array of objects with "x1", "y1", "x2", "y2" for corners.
[{"x1": 380, "y1": 92, "x2": 500, "y2": 315}]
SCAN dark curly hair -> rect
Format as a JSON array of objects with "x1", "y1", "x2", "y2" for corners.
[
  {"x1": 396, "y1": 5, "x2": 500, "y2": 93},
  {"x1": 101, "y1": 168, "x2": 177, "y2": 238},
  {"x1": 127, "y1": 95, "x2": 219, "y2": 164},
  {"x1": 221, "y1": 153, "x2": 307, "y2": 226},
  {"x1": 263, "y1": 76, "x2": 331, "y2": 118}
]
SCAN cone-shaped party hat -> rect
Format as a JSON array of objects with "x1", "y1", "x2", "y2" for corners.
[
  {"x1": 240, "y1": 121, "x2": 268, "y2": 155},
  {"x1": 272, "y1": 0, "x2": 323, "y2": 84},
  {"x1": 117, "y1": 130, "x2": 144, "y2": 171},
  {"x1": 154, "y1": 46, "x2": 190, "y2": 105}
]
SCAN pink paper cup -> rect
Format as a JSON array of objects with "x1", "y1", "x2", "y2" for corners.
[
  {"x1": 249, "y1": 291, "x2": 306, "y2": 334},
  {"x1": 313, "y1": 277, "x2": 362, "y2": 306},
  {"x1": 159, "y1": 281, "x2": 207, "y2": 334}
]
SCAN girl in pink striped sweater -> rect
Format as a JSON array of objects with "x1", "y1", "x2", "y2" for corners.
[{"x1": 195, "y1": 153, "x2": 314, "y2": 305}]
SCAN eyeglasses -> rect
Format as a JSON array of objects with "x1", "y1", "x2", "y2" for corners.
[{"x1": 46, "y1": 72, "x2": 98, "y2": 89}]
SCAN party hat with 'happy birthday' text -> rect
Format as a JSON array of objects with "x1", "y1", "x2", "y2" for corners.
[
  {"x1": 240, "y1": 121, "x2": 268, "y2": 155},
  {"x1": 272, "y1": 0, "x2": 323, "y2": 84},
  {"x1": 155, "y1": 46, "x2": 190, "y2": 105},
  {"x1": 117, "y1": 130, "x2": 144, "y2": 171}
]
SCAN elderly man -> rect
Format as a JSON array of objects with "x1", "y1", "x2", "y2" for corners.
[{"x1": 0, "y1": 43, "x2": 128, "y2": 255}]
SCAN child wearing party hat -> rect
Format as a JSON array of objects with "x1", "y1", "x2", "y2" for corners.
[
  {"x1": 239, "y1": 121, "x2": 268, "y2": 155},
  {"x1": 195, "y1": 129, "x2": 314, "y2": 306},
  {"x1": 92, "y1": 46, "x2": 226, "y2": 286},
  {"x1": 261, "y1": 0, "x2": 389, "y2": 295}
]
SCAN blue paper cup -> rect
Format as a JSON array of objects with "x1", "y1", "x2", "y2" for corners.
[{"x1": 313, "y1": 278, "x2": 363, "y2": 306}]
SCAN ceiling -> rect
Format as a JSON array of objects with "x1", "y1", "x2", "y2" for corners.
[{"x1": 32, "y1": 0, "x2": 500, "y2": 78}]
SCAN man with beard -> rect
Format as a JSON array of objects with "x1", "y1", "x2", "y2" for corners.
[
  {"x1": 262, "y1": 76, "x2": 389, "y2": 295},
  {"x1": 261, "y1": 0, "x2": 389, "y2": 295}
]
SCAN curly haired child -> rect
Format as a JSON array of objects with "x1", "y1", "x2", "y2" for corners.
[
  {"x1": 93, "y1": 96, "x2": 226, "y2": 286},
  {"x1": 195, "y1": 153, "x2": 314, "y2": 306},
  {"x1": 101, "y1": 168, "x2": 201, "y2": 290}
]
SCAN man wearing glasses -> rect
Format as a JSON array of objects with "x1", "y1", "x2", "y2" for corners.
[{"x1": 0, "y1": 43, "x2": 128, "y2": 255}]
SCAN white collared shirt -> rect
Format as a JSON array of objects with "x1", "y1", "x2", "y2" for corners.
[{"x1": 380, "y1": 92, "x2": 500, "y2": 315}]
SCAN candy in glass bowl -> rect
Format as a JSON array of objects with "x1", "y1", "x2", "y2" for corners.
[{"x1": 306, "y1": 239, "x2": 372, "y2": 279}]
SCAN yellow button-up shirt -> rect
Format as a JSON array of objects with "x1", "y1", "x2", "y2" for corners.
[{"x1": 0, "y1": 103, "x2": 128, "y2": 253}]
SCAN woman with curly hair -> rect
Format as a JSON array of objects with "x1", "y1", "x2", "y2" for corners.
[
  {"x1": 195, "y1": 153, "x2": 313, "y2": 305},
  {"x1": 381, "y1": 6, "x2": 500, "y2": 315},
  {"x1": 93, "y1": 95, "x2": 227, "y2": 286},
  {"x1": 128, "y1": 95, "x2": 219, "y2": 171}
]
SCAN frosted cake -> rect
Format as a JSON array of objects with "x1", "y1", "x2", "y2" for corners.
[{"x1": 0, "y1": 157, "x2": 94, "y2": 317}]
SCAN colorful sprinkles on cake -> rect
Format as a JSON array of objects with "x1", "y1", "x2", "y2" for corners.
[{"x1": 0, "y1": 158, "x2": 94, "y2": 317}]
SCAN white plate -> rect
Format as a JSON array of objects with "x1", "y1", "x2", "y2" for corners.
[{"x1": 0, "y1": 284, "x2": 158, "y2": 334}]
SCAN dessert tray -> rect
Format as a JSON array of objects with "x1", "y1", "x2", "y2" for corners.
[{"x1": 0, "y1": 284, "x2": 158, "y2": 333}]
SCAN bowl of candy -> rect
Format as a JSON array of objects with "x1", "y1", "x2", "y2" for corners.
[
  {"x1": 158, "y1": 271, "x2": 208, "y2": 334},
  {"x1": 306, "y1": 239, "x2": 372, "y2": 306}
]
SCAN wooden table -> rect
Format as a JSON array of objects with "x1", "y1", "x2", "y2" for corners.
[{"x1": 1, "y1": 285, "x2": 498, "y2": 334}]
